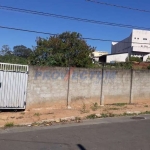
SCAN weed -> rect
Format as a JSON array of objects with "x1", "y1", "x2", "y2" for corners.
[
  {"x1": 75, "y1": 117, "x2": 82, "y2": 123},
  {"x1": 20, "y1": 112, "x2": 25, "y2": 115},
  {"x1": 86, "y1": 114, "x2": 97, "y2": 119},
  {"x1": 90, "y1": 102, "x2": 99, "y2": 111},
  {"x1": 80, "y1": 103, "x2": 89, "y2": 114},
  {"x1": 144, "y1": 111, "x2": 150, "y2": 114},
  {"x1": 47, "y1": 112, "x2": 54, "y2": 115},
  {"x1": 34, "y1": 113, "x2": 41, "y2": 117},
  {"x1": 75, "y1": 117, "x2": 81, "y2": 121},
  {"x1": 16, "y1": 116, "x2": 24, "y2": 119},
  {"x1": 112, "y1": 103, "x2": 127, "y2": 107},
  {"x1": 108, "y1": 113, "x2": 115, "y2": 117},
  {"x1": 122, "y1": 112, "x2": 129, "y2": 116},
  {"x1": 122, "y1": 112, "x2": 137, "y2": 116},
  {"x1": 147, "y1": 65, "x2": 150, "y2": 70},
  {"x1": 144, "y1": 105, "x2": 148, "y2": 108},
  {"x1": 108, "y1": 108, "x2": 119, "y2": 110},
  {"x1": 4, "y1": 122, "x2": 14, "y2": 128},
  {"x1": 101, "y1": 113, "x2": 109, "y2": 118},
  {"x1": 31, "y1": 122, "x2": 40, "y2": 126}
]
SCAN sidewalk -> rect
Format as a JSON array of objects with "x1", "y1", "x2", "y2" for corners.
[{"x1": 0, "y1": 102, "x2": 150, "y2": 128}]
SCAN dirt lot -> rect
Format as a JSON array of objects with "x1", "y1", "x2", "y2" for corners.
[{"x1": 0, "y1": 102, "x2": 150, "y2": 128}]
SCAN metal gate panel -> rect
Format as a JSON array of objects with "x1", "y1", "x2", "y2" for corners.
[{"x1": 0, "y1": 63, "x2": 28, "y2": 109}]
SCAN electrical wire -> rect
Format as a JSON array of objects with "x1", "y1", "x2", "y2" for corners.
[
  {"x1": 0, "y1": 5, "x2": 150, "y2": 30},
  {"x1": 86, "y1": 0, "x2": 150, "y2": 13},
  {"x1": 0, "y1": 25, "x2": 150, "y2": 45}
]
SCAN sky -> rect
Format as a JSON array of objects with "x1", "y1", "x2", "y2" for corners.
[{"x1": 0, "y1": 0, "x2": 150, "y2": 53}]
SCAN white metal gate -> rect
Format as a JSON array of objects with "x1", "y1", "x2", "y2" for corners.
[{"x1": 0, "y1": 63, "x2": 28, "y2": 109}]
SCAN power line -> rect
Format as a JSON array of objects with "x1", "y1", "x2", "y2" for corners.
[
  {"x1": 0, "y1": 25, "x2": 57, "y2": 35},
  {"x1": 0, "y1": 5, "x2": 150, "y2": 30},
  {"x1": 86, "y1": 0, "x2": 150, "y2": 13},
  {"x1": 0, "y1": 25, "x2": 150, "y2": 45}
]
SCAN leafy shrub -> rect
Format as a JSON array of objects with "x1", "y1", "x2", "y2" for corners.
[
  {"x1": 127, "y1": 56, "x2": 142, "y2": 62},
  {"x1": 86, "y1": 114, "x2": 97, "y2": 119},
  {"x1": 4, "y1": 122, "x2": 14, "y2": 128},
  {"x1": 146, "y1": 56, "x2": 150, "y2": 62},
  {"x1": 80, "y1": 103, "x2": 89, "y2": 114},
  {"x1": 34, "y1": 113, "x2": 41, "y2": 116},
  {"x1": 112, "y1": 103, "x2": 127, "y2": 107},
  {"x1": 147, "y1": 65, "x2": 150, "y2": 70},
  {"x1": 90, "y1": 102, "x2": 99, "y2": 111}
]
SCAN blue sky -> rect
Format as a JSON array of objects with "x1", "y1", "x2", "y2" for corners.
[{"x1": 0, "y1": 0, "x2": 150, "y2": 53}]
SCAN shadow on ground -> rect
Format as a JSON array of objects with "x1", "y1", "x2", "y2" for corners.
[{"x1": 77, "y1": 144, "x2": 87, "y2": 150}]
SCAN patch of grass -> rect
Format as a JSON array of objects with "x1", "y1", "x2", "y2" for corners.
[
  {"x1": 108, "y1": 113, "x2": 115, "y2": 117},
  {"x1": 122, "y1": 112, "x2": 137, "y2": 116},
  {"x1": 4, "y1": 122, "x2": 14, "y2": 128},
  {"x1": 90, "y1": 102, "x2": 99, "y2": 111},
  {"x1": 147, "y1": 65, "x2": 150, "y2": 70},
  {"x1": 108, "y1": 107, "x2": 120, "y2": 110},
  {"x1": 75, "y1": 117, "x2": 81, "y2": 121},
  {"x1": 47, "y1": 112, "x2": 54, "y2": 115},
  {"x1": 101, "y1": 113, "x2": 109, "y2": 118},
  {"x1": 20, "y1": 112, "x2": 25, "y2": 115},
  {"x1": 34, "y1": 113, "x2": 41, "y2": 117},
  {"x1": 80, "y1": 103, "x2": 89, "y2": 114},
  {"x1": 144, "y1": 105, "x2": 148, "y2": 108},
  {"x1": 31, "y1": 122, "x2": 40, "y2": 126},
  {"x1": 86, "y1": 114, "x2": 97, "y2": 119},
  {"x1": 143, "y1": 111, "x2": 150, "y2": 114},
  {"x1": 75, "y1": 117, "x2": 82, "y2": 123},
  {"x1": 112, "y1": 103, "x2": 127, "y2": 107},
  {"x1": 16, "y1": 116, "x2": 24, "y2": 119}
]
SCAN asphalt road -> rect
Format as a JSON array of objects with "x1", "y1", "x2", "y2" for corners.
[{"x1": 0, "y1": 116, "x2": 150, "y2": 150}]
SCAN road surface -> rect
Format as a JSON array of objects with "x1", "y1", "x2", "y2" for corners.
[{"x1": 0, "y1": 116, "x2": 150, "y2": 150}]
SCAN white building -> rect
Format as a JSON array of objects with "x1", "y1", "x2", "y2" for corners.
[
  {"x1": 107, "y1": 29, "x2": 150, "y2": 63},
  {"x1": 106, "y1": 53, "x2": 129, "y2": 63},
  {"x1": 92, "y1": 51, "x2": 108, "y2": 62},
  {"x1": 112, "y1": 29, "x2": 150, "y2": 54}
]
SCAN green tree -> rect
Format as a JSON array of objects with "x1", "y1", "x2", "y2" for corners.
[
  {"x1": 0, "y1": 45, "x2": 12, "y2": 55},
  {"x1": 0, "y1": 55, "x2": 28, "y2": 64},
  {"x1": 126, "y1": 56, "x2": 142, "y2": 62},
  {"x1": 30, "y1": 32, "x2": 95, "y2": 67},
  {"x1": 0, "y1": 45, "x2": 29, "y2": 65},
  {"x1": 13, "y1": 45, "x2": 32, "y2": 59},
  {"x1": 146, "y1": 56, "x2": 150, "y2": 62}
]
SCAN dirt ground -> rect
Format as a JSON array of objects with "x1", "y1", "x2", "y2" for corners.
[
  {"x1": 0, "y1": 102, "x2": 150, "y2": 127},
  {"x1": 132, "y1": 62, "x2": 150, "y2": 69}
]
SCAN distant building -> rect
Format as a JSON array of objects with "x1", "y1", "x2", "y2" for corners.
[
  {"x1": 92, "y1": 51, "x2": 108, "y2": 62},
  {"x1": 105, "y1": 29, "x2": 150, "y2": 63},
  {"x1": 112, "y1": 29, "x2": 150, "y2": 54},
  {"x1": 106, "y1": 53, "x2": 129, "y2": 63}
]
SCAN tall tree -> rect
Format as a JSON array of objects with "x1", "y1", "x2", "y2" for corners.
[
  {"x1": 0, "y1": 45, "x2": 29, "y2": 65},
  {"x1": 13, "y1": 45, "x2": 32, "y2": 58},
  {"x1": 30, "y1": 32, "x2": 95, "y2": 67},
  {"x1": 0, "y1": 45, "x2": 12, "y2": 55}
]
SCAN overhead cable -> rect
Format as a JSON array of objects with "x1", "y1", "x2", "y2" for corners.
[
  {"x1": 86, "y1": 0, "x2": 150, "y2": 13},
  {"x1": 0, "y1": 25, "x2": 150, "y2": 45},
  {"x1": 0, "y1": 5, "x2": 150, "y2": 30}
]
